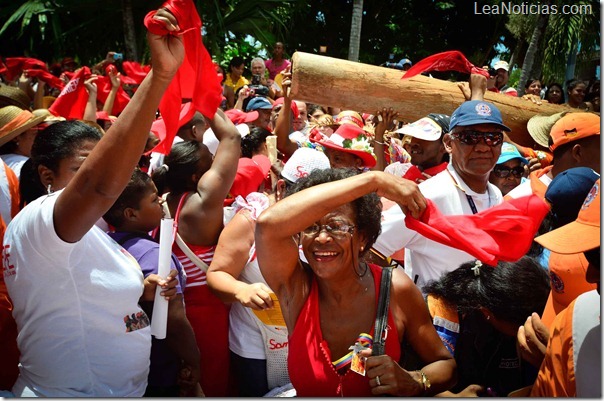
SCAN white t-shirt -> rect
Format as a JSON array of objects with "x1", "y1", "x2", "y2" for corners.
[
  {"x1": 373, "y1": 163, "x2": 503, "y2": 289},
  {"x1": 0, "y1": 153, "x2": 28, "y2": 178},
  {"x1": 3, "y1": 191, "x2": 151, "y2": 397}
]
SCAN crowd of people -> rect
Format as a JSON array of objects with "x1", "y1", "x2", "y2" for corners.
[{"x1": 0, "y1": 0, "x2": 601, "y2": 397}]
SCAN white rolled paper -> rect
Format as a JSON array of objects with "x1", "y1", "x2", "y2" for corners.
[{"x1": 150, "y1": 218, "x2": 175, "y2": 339}]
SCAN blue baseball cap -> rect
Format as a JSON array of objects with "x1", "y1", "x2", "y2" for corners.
[
  {"x1": 545, "y1": 167, "x2": 600, "y2": 227},
  {"x1": 449, "y1": 100, "x2": 511, "y2": 132},
  {"x1": 398, "y1": 58, "x2": 412, "y2": 67},
  {"x1": 246, "y1": 97, "x2": 272, "y2": 112},
  {"x1": 497, "y1": 142, "x2": 528, "y2": 165}
]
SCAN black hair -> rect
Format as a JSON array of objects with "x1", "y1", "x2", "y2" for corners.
[
  {"x1": 103, "y1": 169, "x2": 153, "y2": 228},
  {"x1": 228, "y1": 56, "x2": 245, "y2": 73},
  {"x1": 241, "y1": 127, "x2": 271, "y2": 158},
  {"x1": 285, "y1": 168, "x2": 382, "y2": 252},
  {"x1": 544, "y1": 82, "x2": 565, "y2": 104},
  {"x1": 584, "y1": 247, "x2": 600, "y2": 270},
  {"x1": 19, "y1": 120, "x2": 102, "y2": 208},
  {"x1": 307, "y1": 104, "x2": 327, "y2": 116},
  {"x1": 151, "y1": 140, "x2": 210, "y2": 195},
  {"x1": 423, "y1": 256, "x2": 550, "y2": 327},
  {"x1": 524, "y1": 78, "x2": 541, "y2": 89},
  {"x1": 566, "y1": 78, "x2": 586, "y2": 93}
]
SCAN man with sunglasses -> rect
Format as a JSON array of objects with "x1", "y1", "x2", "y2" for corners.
[
  {"x1": 374, "y1": 99, "x2": 508, "y2": 289},
  {"x1": 489, "y1": 142, "x2": 528, "y2": 196}
]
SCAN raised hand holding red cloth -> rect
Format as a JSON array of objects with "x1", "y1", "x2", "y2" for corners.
[
  {"x1": 401, "y1": 51, "x2": 489, "y2": 80},
  {"x1": 144, "y1": 0, "x2": 223, "y2": 155},
  {"x1": 48, "y1": 66, "x2": 92, "y2": 120},
  {"x1": 22, "y1": 69, "x2": 65, "y2": 91},
  {"x1": 405, "y1": 195, "x2": 550, "y2": 265}
]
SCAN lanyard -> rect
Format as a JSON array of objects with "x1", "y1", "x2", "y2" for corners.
[{"x1": 447, "y1": 170, "x2": 483, "y2": 215}]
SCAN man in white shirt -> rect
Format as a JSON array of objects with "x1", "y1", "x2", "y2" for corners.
[{"x1": 374, "y1": 99, "x2": 508, "y2": 288}]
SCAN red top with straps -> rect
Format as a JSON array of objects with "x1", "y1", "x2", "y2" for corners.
[
  {"x1": 288, "y1": 264, "x2": 401, "y2": 396},
  {"x1": 171, "y1": 192, "x2": 215, "y2": 288}
]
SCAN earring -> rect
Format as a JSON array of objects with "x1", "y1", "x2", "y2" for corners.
[
  {"x1": 486, "y1": 315, "x2": 491, "y2": 321},
  {"x1": 47, "y1": 184, "x2": 52, "y2": 195},
  {"x1": 360, "y1": 246, "x2": 364, "y2": 252}
]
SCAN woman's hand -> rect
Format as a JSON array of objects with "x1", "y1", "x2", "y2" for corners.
[
  {"x1": 517, "y1": 312, "x2": 550, "y2": 368},
  {"x1": 147, "y1": 8, "x2": 185, "y2": 81},
  {"x1": 107, "y1": 66, "x2": 121, "y2": 89},
  {"x1": 360, "y1": 350, "x2": 423, "y2": 396},
  {"x1": 84, "y1": 74, "x2": 98, "y2": 95},
  {"x1": 374, "y1": 172, "x2": 426, "y2": 219},
  {"x1": 141, "y1": 269, "x2": 178, "y2": 302},
  {"x1": 235, "y1": 282, "x2": 275, "y2": 310}
]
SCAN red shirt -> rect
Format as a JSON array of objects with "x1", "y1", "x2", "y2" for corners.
[{"x1": 288, "y1": 264, "x2": 401, "y2": 396}]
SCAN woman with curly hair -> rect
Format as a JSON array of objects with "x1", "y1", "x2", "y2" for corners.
[{"x1": 256, "y1": 168, "x2": 456, "y2": 396}]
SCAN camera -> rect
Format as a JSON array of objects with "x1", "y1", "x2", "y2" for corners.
[
  {"x1": 251, "y1": 74, "x2": 262, "y2": 85},
  {"x1": 113, "y1": 53, "x2": 123, "y2": 61},
  {"x1": 488, "y1": 68, "x2": 497, "y2": 77},
  {"x1": 249, "y1": 84, "x2": 269, "y2": 97}
]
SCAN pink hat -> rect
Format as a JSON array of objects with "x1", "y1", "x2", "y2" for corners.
[
  {"x1": 225, "y1": 155, "x2": 272, "y2": 205},
  {"x1": 312, "y1": 124, "x2": 376, "y2": 168},
  {"x1": 225, "y1": 108, "x2": 259, "y2": 124}
]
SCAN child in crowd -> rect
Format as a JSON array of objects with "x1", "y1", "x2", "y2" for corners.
[{"x1": 103, "y1": 169, "x2": 202, "y2": 397}]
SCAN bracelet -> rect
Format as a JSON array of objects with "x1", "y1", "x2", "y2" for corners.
[
  {"x1": 417, "y1": 370, "x2": 431, "y2": 393},
  {"x1": 373, "y1": 139, "x2": 385, "y2": 145}
]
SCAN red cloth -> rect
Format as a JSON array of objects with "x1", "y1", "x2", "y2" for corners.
[
  {"x1": 3, "y1": 57, "x2": 47, "y2": 81},
  {"x1": 402, "y1": 162, "x2": 449, "y2": 184},
  {"x1": 121, "y1": 61, "x2": 150, "y2": 85},
  {"x1": 402, "y1": 50, "x2": 489, "y2": 80},
  {"x1": 288, "y1": 264, "x2": 401, "y2": 396},
  {"x1": 48, "y1": 66, "x2": 91, "y2": 120},
  {"x1": 95, "y1": 69, "x2": 131, "y2": 116},
  {"x1": 144, "y1": 0, "x2": 223, "y2": 155},
  {"x1": 22, "y1": 69, "x2": 65, "y2": 90},
  {"x1": 405, "y1": 195, "x2": 550, "y2": 265}
]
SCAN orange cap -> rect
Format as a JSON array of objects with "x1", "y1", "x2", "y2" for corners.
[
  {"x1": 535, "y1": 179, "x2": 600, "y2": 254},
  {"x1": 549, "y1": 112, "x2": 600, "y2": 151}
]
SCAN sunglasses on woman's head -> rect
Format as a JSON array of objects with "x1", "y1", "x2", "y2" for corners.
[
  {"x1": 450, "y1": 131, "x2": 504, "y2": 147},
  {"x1": 492, "y1": 165, "x2": 524, "y2": 178}
]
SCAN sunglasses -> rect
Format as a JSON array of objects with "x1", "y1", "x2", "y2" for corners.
[
  {"x1": 450, "y1": 131, "x2": 504, "y2": 147},
  {"x1": 492, "y1": 166, "x2": 524, "y2": 178}
]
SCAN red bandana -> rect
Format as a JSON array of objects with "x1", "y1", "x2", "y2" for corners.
[
  {"x1": 144, "y1": 0, "x2": 223, "y2": 155},
  {"x1": 401, "y1": 51, "x2": 489, "y2": 80},
  {"x1": 48, "y1": 66, "x2": 91, "y2": 120},
  {"x1": 405, "y1": 194, "x2": 550, "y2": 265}
]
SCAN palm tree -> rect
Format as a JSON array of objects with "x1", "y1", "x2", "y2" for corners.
[
  {"x1": 516, "y1": 4, "x2": 550, "y2": 96},
  {"x1": 348, "y1": 0, "x2": 363, "y2": 62}
]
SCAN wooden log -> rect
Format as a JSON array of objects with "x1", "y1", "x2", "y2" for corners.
[{"x1": 290, "y1": 52, "x2": 571, "y2": 147}]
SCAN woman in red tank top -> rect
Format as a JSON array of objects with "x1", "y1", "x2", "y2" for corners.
[
  {"x1": 151, "y1": 109, "x2": 241, "y2": 396},
  {"x1": 256, "y1": 168, "x2": 457, "y2": 396}
]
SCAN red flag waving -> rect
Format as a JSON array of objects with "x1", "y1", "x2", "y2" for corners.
[
  {"x1": 144, "y1": 0, "x2": 223, "y2": 155},
  {"x1": 401, "y1": 51, "x2": 489, "y2": 80},
  {"x1": 24, "y1": 69, "x2": 65, "y2": 90},
  {"x1": 404, "y1": 195, "x2": 550, "y2": 265},
  {"x1": 4, "y1": 57, "x2": 48, "y2": 81},
  {"x1": 49, "y1": 67, "x2": 91, "y2": 120}
]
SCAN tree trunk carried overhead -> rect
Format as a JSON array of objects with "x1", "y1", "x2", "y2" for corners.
[
  {"x1": 348, "y1": 0, "x2": 363, "y2": 62},
  {"x1": 290, "y1": 52, "x2": 570, "y2": 147}
]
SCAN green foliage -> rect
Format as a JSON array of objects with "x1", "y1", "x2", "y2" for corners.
[{"x1": 508, "y1": 67, "x2": 522, "y2": 89}]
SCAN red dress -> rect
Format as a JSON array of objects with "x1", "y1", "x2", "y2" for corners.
[
  {"x1": 288, "y1": 264, "x2": 401, "y2": 396},
  {"x1": 172, "y1": 193, "x2": 231, "y2": 397}
]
